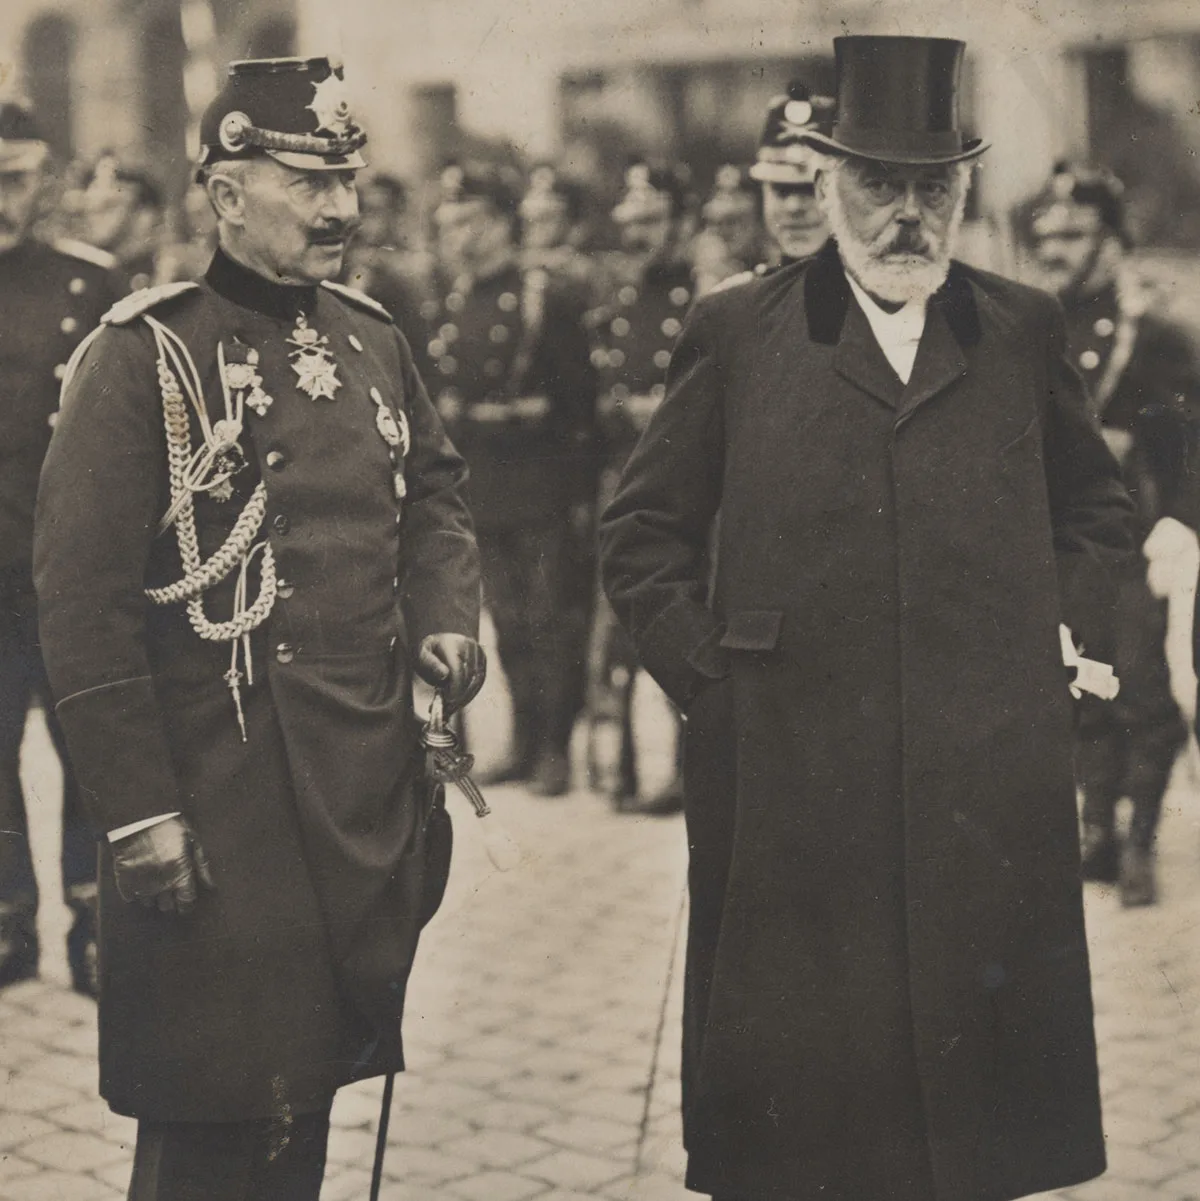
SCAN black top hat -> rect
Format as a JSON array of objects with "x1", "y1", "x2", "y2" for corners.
[
  {"x1": 748, "y1": 83, "x2": 835, "y2": 185},
  {"x1": 801, "y1": 36, "x2": 987, "y2": 165},
  {"x1": 198, "y1": 57, "x2": 367, "y2": 173},
  {"x1": 0, "y1": 102, "x2": 49, "y2": 170}
]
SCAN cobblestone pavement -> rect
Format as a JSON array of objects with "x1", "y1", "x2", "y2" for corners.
[{"x1": 1, "y1": 664, "x2": 1199, "y2": 1200}]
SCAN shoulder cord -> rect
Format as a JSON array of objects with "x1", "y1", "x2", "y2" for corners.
[{"x1": 141, "y1": 316, "x2": 277, "y2": 740}]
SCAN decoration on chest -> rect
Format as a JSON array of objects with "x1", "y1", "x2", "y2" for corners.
[
  {"x1": 221, "y1": 341, "x2": 274, "y2": 417},
  {"x1": 287, "y1": 311, "x2": 342, "y2": 400},
  {"x1": 369, "y1": 386, "x2": 410, "y2": 499}
]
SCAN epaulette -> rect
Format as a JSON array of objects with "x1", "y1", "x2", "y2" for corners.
[
  {"x1": 707, "y1": 269, "x2": 756, "y2": 295},
  {"x1": 102, "y1": 281, "x2": 200, "y2": 326},
  {"x1": 52, "y1": 237, "x2": 117, "y2": 270},
  {"x1": 321, "y1": 280, "x2": 392, "y2": 322}
]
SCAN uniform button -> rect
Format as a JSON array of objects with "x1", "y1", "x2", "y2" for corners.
[
  {"x1": 661, "y1": 317, "x2": 682, "y2": 337},
  {"x1": 419, "y1": 299, "x2": 439, "y2": 320},
  {"x1": 1079, "y1": 349, "x2": 1101, "y2": 371},
  {"x1": 60, "y1": 316, "x2": 79, "y2": 334},
  {"x1": 275, "y1": 642, "x2": 295, "y2": 664},
  {"x1": 438, "y1": 356, "x2": 458, "y2": 375},
  {"x1": 498, "y1": 291, "x2": 519, "y2": 312},
  {"x1": 276, "y1": 579, "x2": 295, "y2": 599},
  {"x1": 348, "y1": 334, "x2": 364, "y2": 351},
  {"x1": 445, "y1": 292, "x2": 466, "y2": 313},
  {"x1": 428, "y1": 338, "x2": 447, "y2": 358},
  {"x1": 618, "y1": 286, "x2": 638, "y2": 306},
  {"x1": 608, "y1": 348, "x2": 626, "y2": 368},
  {"x1": 670, "y1": 287, "x2": 691, "y2": 307},
  {"x1": 654, "y1": 349, "x2": 672, "y2": 369},
  {"x1": 484, "y1": 358, "x2": 504, "y2": 377},
  {"x1": 266, "y1": 450, "x2": 287, "y2": 470},
  {"x1": 53, "y1": 363, "x2": 67, "y2": 380},
  {"x1": 47, "y1": 412, "x2": 58, "y2": 428},
  {"x1": 489, "y1": 323, "x2": 510, "y2": 343},
  {"x1": 651, "y1": 383, "x2": 666, "y2": 400},
  {"x1": 611, "y1": 317, "x2": 631, "y2": 337},
  {"x1": 439, "y1": 323, "x2": 460, "y2": 343},
  {"x1": 1093, "y1": 317, "x2": 1115, "y2": 338},
  {"x1": 69, "y1": 277, "x2": 86, "y2": 295},
  {"x1": 272, "y1": 513, "x2": 291, "y2": 535},
  {"x1": 590, "y1": 348, "x2": 610, "y2": 369}
]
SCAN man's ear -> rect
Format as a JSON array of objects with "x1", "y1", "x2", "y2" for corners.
[{"x1": 206, "y1": 171, "x2": 246, "y2": 227}]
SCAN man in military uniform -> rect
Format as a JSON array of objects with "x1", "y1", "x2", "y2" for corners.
[
  {"x1": 1029, "y1": 163, "x2": 1200, "y2": 905},
  {"x1": 34, "y1": 58, "x2": 484, "y2": 1198},
  {"x1": 691, "y1": 165, "x2": 766, "y2": 296},
  {"x1": 750, "y1": 83, "x2": 835, "y2": 268},
  {"x1": 82, "y1": 156, "x2": 167, "y2": 291},
  {"x1": 589, "y1": 163, "x2": 695, "y2": 813},
  {"x1": 0, "y1": 102, "x2": 120, "y2": 995},
  {"x1": 425, "y1": 163, "x2": 597, "y2": 796}
]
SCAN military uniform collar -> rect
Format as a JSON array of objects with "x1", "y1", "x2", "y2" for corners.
[
  {"x1": 205, "y1": 245, "x2": 318, "y2": 321},
  {"x1": 803, "y1": 236, "x2": 982, "y2": 351}
]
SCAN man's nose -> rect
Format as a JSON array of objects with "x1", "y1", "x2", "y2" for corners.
[
  {"x1": 323, "y1": 181, "x2": 358, "y2": 222},
  {"x1": 896, "y1": 185, "x2": 922, "y2": 222}
]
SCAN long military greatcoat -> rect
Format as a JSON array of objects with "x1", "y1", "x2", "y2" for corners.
[
  {"x1": 34, "y1": 250, "x2": 480, "y2": 1123},
  {"x1": 600, "y1": 240, "x2": 1133, "y2": 1201}
]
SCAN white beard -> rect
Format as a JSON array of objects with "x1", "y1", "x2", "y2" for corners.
[{"x1": 821, "y1": 173, "x2": 968, "y2": 306}]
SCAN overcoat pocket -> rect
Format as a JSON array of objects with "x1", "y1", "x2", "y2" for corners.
[{"x1": 718, "y1": 609, "x2": 784, "y2": 651}]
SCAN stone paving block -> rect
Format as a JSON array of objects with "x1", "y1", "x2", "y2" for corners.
[
  {"x1": 381, "y1": 1142, "x2": 479, "y2": 1185},
  {"x1": 0, "y1": 1153, "x2": 40, "y2": 1181},
  {"x1": 526, "y1": 1147, "x2": 628, "y2": 1192},
  {"x1": 0, "y1": 1112, "x2": 57, "y2": 1152},
  {"x1": 18, "y1": 1129, "x2": 130, "y2": 1173},
  {"x1": 605, "y1": 1170, "x2": 692, "y2": 1200},
  {"x1": 1150, "y1": 1127, "x2": 1200, "y2": 1166},
  {"x1": 326, "y1": 1124, "x2": 383, "y2": 1166},
  {"x1": 330, "y1": 1081, "x2": 387, "y2": 1129},
  {"x1": 4, "y1": 1169, "x2": 123, "y2": 1200},
  {"x1": 1100, "y1": 1109, "x2": 1176, "y2": 1147},
  {"x1": 0, "y1": 1076, "x2": 87, "y2": 1115},
  {"x1": 447, "y1": 1168, "x2": 552, "y2": 1201},
  {"x1": 94, "y1": 1158, "x2": 135, "y2": 1193},
  {"x1": 320, "y1": 1166, "x2": 375, "y2": 1201},
  {"x1": 538, "y1": 1114, "x2": 638, "y2": 1153},
  {"x1": 567, "y1": 1088, "x2": 650, "y2": 1126},
  {"x1": 439, "y1": 1128, "x2": 557, "y2": 1169},
  {"x1": 436, "y1": 1055, "x2": 517, "y2": 1087},
  {"x1": 40, "y1": 1021, "x2": 100, "y2": 1060},
  {"x1": 1108, "y1": 1086, "x2": 1197, "y2": 1124},
  {"x1": 1163, "y1": 1166, "x2": 1200, "y2": 1197},
  {"x1": 466, "y1": 1097, "x2": 565, "y2": 1133},
  {"x1": 387, "y1": 1104, "x2": 475, "y2": 1148},
  {"x1": 1101, "y1": 1141, "x2": 1184, "y2": 1185}
]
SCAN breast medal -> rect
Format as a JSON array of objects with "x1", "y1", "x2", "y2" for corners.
[{"x1": 287, "y1": 312, "x2": 342, "y2": 400}]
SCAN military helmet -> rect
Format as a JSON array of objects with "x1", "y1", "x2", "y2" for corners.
[{"x1": 748, "y1": 83, "x2": 835, "y2": 185}]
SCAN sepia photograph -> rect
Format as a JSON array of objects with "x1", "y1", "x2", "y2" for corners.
[{"x1": 0, "y1": 1, "x2": 1199, "y2": 1198}]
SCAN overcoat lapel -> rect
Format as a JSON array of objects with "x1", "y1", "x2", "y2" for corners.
[
  {"x1": 834, "y1": 300, "x2": 904, "y2": 410},
  {"x1": 898, "y1": 299, "x2": 967, "y2": 422}
]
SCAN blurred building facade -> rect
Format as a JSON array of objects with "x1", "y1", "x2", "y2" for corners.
[{"x1": 3, "y1": 0, "x2": 1200, "y2": 244}]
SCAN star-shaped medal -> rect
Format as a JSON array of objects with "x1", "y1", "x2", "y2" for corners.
[
  {"x1": 308, "y1": 72, "x2": 353, "y2": 137},
  {"x1": 288, "y1": 314, "x2": 342, "y2": 401}
]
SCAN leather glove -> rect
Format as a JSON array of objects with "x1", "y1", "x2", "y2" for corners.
[
  {"x1": 417, "y1": 633, "x2": 487, "y2": 714},
  {"x1": 111, "y1": 816, "x2": 215, "y2": 915}
]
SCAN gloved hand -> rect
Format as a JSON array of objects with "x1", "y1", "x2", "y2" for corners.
[
  {"x1": 417, "y1": 633, "x2": 487, "y2": 714},
  {"x1": 111, "y1": 816, "x2": 215, "y2": 915}
]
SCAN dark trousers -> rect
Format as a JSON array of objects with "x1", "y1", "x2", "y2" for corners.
[
  {"x1": 128, "y1": 1105, "x2": 332, "y2": 1201},
  {"x1": 0, "y1": 577, "x2": 94, "y2": 939},
  {"x1": 478, "y1": 524, "x2": 588, "y2": 762},
  {"x1": 1075, "y1": 569, "x2": 1187, "y2": 849}
]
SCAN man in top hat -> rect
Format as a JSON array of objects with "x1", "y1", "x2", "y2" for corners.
[
  {"x1": 0, "y1": 100, "x2": 120, "y2": 997},
  {"x1": 1027, "y1": 162, "x2": 1200, "y2": 905},
  {"x1": 424, "y1": 162, "x2": 597, "y2": 797},
  {"x1": 587, "y1": 162, "x2": 695, "y2": 812},
  {"x1": 601, "y1": 35, "x2": 1129, "y2": 1201},
  {"x1": 34, "y1": 56, "x2": 484, "y2": 1199}
]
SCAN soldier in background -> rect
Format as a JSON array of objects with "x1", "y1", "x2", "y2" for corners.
[
  {"x1": 691, "y1": 165, "x2": 765, "y2": 296},
  {"x1": 750, "y1": 84, "x2": 835, "y2": 267},
  {"x1": 426, "y1": 163, "x2": 598, "y2": 796},
  {"x1": 0, "y1": 102, "x2": 121, "y2": 995},
  {"x1": 1028, "y1": 162, "x2": 1200, "y2": 906},
  {"x1": 155, "y1": 180, "x2": 218, "y2": 284},
  {"x1": 81, "y1": 155, "x2": 166, "y2": 291},
  {"x1": 588, "y1": 163, "x2": 694, "y2": 813}
]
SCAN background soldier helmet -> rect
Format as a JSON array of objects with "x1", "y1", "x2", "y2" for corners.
[
  {"x1": 197, "y1": 56, "x2": 368, "y2": 174},
  {"x1": 438, "y1": 161, "x2": 524, "y2": 218},
  {"x1": 0, "y1": 102, "x2": 50, "y2": 171},
  {"x1": 611, "y1": 162, "x2": 687, "y2": 224},
  {"x1": 747, "y1": 82, "x2": 835, "y2": 185},
  {"x1": 1031, "y1": 161, "x2": 1131, "y2": 248}
]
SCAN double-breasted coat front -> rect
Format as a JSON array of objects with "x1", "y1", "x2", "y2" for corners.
[
  {"x1": 600, "y1": 241, "x2": 1133, "y2": 1201},
  {"x1": 34, "y1": 250, "x2": 480, "y2": 1123}
]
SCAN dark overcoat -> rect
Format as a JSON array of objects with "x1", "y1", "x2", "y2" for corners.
[
  {"x1": 33, "y1": 253, "x2": 480, "y2": 1123},
  {"x1": 600, "y1": 241, "x2": 1133, "y2": 1201}
]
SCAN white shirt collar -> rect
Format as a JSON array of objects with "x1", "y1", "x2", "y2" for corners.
[{"x1": 845, "y1": 272, "x2": 927, "y2": 385}]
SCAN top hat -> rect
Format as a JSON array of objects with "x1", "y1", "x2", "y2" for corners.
[
  {"x1": 801, "y1": 36, "x2": 987, "y2": 165},
  {"x1": 198, "y1": 57, "x2": 367, "y2": 173},
  {"x1": 748, "y1": 83, "x2": 835, "y2": 185},
  {"x1": 437, "y1": 162, "x2": 523, "y2": 217},
  {"x1": 0, "y1": 103, "x2": 49, "y2": 171},
  {"x1": 612, "y1": 163, "x2": 686, "y2": 224},
  {"x1": 1030, "y1": 160, "x2": 1128, "y2": 246}
]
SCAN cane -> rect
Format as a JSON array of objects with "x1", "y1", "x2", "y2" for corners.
[{"x1": 370, "y1": 1071, "x2": 396, "y2": 1201}]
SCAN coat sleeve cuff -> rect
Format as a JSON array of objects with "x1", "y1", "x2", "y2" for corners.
[
  {"x1": 636, "y1": 599, "x2": 729, "y2": 710},
  {"x1": 55, "y1": 676, "x2": 185, "y2": 835}
]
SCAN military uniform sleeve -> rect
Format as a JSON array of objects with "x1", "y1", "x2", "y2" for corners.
[
  {"x1": 33, "y1": 325, "x2": 186, "y2": 834},
  {"x1": 1040, "y1": 295, "x2": 1136, "y2": 659},
  {"x1": 396, "y1": 328, "x2": 481, "y2": 644},
  {"x1": 599, "y1": 295, "x2": 726, "y2": 709}
]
